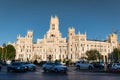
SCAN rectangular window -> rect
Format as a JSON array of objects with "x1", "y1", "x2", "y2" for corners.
[
  {"x1": 71, "y1": 54, "x2": 72, "y2": 59},
  {"x1": 71, "y1": 48, "x2": 72, "y2": 51},
  {"x1": 59, "y1": 55, "x2": 61, "y2": 59},
  {"x1": 63, "y1": 55, "x2": 64, "y2": 58},
  {"x1": 82, "y1": 47, "x2": 84, "y2": 51}
]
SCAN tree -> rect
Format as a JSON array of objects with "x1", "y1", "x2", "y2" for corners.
[
  {"x1": 6, "y1": 44, "x2": 16, "y2": 60},
  {"x1": 0, "y1": 43, "x2": 7, "y2": 60},
  {"x1": 111, "y1": 48, "x2": 120, "y2": 62},
  {"x1": 85, "y1": 49, "x2": 102, "y2": 62}
]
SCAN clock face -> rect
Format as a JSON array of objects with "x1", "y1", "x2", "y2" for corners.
[{"x1": 51, "y1": 34, "x2": 55, "y2": 37}]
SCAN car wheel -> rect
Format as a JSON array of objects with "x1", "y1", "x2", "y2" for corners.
[
  {"x1": 88, "y1": 66, "x2": 93, "y2": 70},
  {"x1": 77, "y1": 65, "x2": 80, "y2": 69},
  {"x1": 43, "y1": 68, "x2": 47, "y2": 72},
  {"x1": 63, "y1": 70, "x2": 67, "y2": 73},
  {"x1": 54, "y1": 68, "x2": 58, "y2": 72},
  {"x1": 33, "y1": 68, "x2": 36, "y2": 71}
]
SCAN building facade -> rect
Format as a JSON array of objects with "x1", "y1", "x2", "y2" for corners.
[{"x1": 15, "y1": 16, "x2": 119, "y2": 62}]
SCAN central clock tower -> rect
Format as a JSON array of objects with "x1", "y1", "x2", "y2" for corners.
[
  {"x1": 44, "y1": 16, "x2": 62, "y2": 39},
  {"x1": 50, "y1": 16, "x2": 59, "y2": 31}
]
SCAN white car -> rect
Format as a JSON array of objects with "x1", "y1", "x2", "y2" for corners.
[
  {"x1": 111, "y1": 63, "x2": 120, "y2": 70},
  {"x1": 42, "y1": 62, "x2": 68, "y2": 73},
  {"x1": 75, "y1": 61, "x2": 94, "y2": 70}
]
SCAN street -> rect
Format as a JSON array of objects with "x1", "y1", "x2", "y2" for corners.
[{"x1": 0, "y1": 66, "x2": 120, "y2": 80}]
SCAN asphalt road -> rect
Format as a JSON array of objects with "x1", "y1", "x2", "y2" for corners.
[{"x1": 0, "y1": 66, "x2": 120, "y2": 80}]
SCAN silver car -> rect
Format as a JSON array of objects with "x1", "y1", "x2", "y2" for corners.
[
  {"x1": 111, "y1": 63, "x2": 120, "y2": 70},
  {"x1": 75, "y1": 61, "x2": 94, "y2": 70},
  {"x1": 42, "y1": 62, "x2": 68, "y2": 73}
]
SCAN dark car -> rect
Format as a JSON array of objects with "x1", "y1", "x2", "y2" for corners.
[
  {"x1": 7, "y1": 62, "x2": 27, "y2": 72},
  {"x1": 91, "y1": 62, "x2": 104, "y2": 69}
]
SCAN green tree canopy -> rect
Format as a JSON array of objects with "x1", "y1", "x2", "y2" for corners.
[
  {"x1": 0, "y1": 47, "x2": 2, "y2": 59},
  {"x1": 85, "y1": 49, "x2": 102, "y2": 61},
  {"x1": 6, "y1": 44, "x2": 16, "y2": 60},
  {"x1": 111, "y1": 48, "x2": 120, "y2": 62},
  {"x1": 0, "y1": 44, "x2": 16, "y2": 60}
]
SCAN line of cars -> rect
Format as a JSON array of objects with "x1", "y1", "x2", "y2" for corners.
[
  {"x1": 1, "y1": 60, "x2": 68, "y2": 73},
  {"x1": 41, "y1": 60, "x2": 105, "y2": 73},
  {"x1": 75, "y1": 60, "x2": 120, "y2": 72},
  {"x1": 41, "y1": 60, "x2": 106, "y2": 73},
  {"x1": 75, "y1": 61, "x2": 104, "y2": 70},
  {"x1": 2, "y1": 59, "x2": 120, "y2": 73}
]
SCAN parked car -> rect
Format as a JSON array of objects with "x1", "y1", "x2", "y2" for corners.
[
  {"x1": 42, "y1": 62, "x2": 53, "y2": 72},
  {"x1": 42, "y1": 62, "x2": 68, "y2": 73},
  {"x1": 22, "y1": 62, "x2": 36, "y2": 71},
  {"x1": 111, "y1": 63, "x2": 120, "y2": 70},
  {"x1": 7, "y1": 62, "x2": 27, "y2": 72},
  {"x1": 90, "y1": 62, "x2": 104, "y2": 69},
  {"x1": 75, "y1": 61, "x2": 94, "y2": 70}
]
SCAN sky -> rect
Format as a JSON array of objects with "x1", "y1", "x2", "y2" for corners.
[{"x1": 0, "y1": 0, "x2": 120, "y2": 45}]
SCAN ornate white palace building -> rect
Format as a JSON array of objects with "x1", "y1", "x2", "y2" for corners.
[{"x1": 15, "y1": 16, "x2": 119, "y2": 62}]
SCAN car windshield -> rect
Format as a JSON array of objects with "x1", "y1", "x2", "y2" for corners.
[
  {"x1": 116, "y1": 63, "x2": 120, "y2": 66},
  {"x1": 46, "y1": 62, "x2": 54, "y2": 65},
  {"x1": 22, "y1": 62, "x2": 30, "y2": 64},
  {"x1": 54, "y1": 63, "x2": 62, "y2": 65},
  {"x1": 12, "y1": 63, "x2": 22, "y2": 66}
]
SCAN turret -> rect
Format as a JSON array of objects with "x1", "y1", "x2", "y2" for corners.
[
  {"x1": 106, "y1": 33, "x2": 118, "y2": 48},
  {"x1": 50, "y1": 16, "x2": 59, "y2": 31},
  {"x1": 68, "y1": 27, "x2": 75, "y2": 39},
  {"x1": 106, "y1": 33, "x2": 118, "y2": 43},
  {"x1": 26, "y1": 30, "x2": 33, "y2": 39}
]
